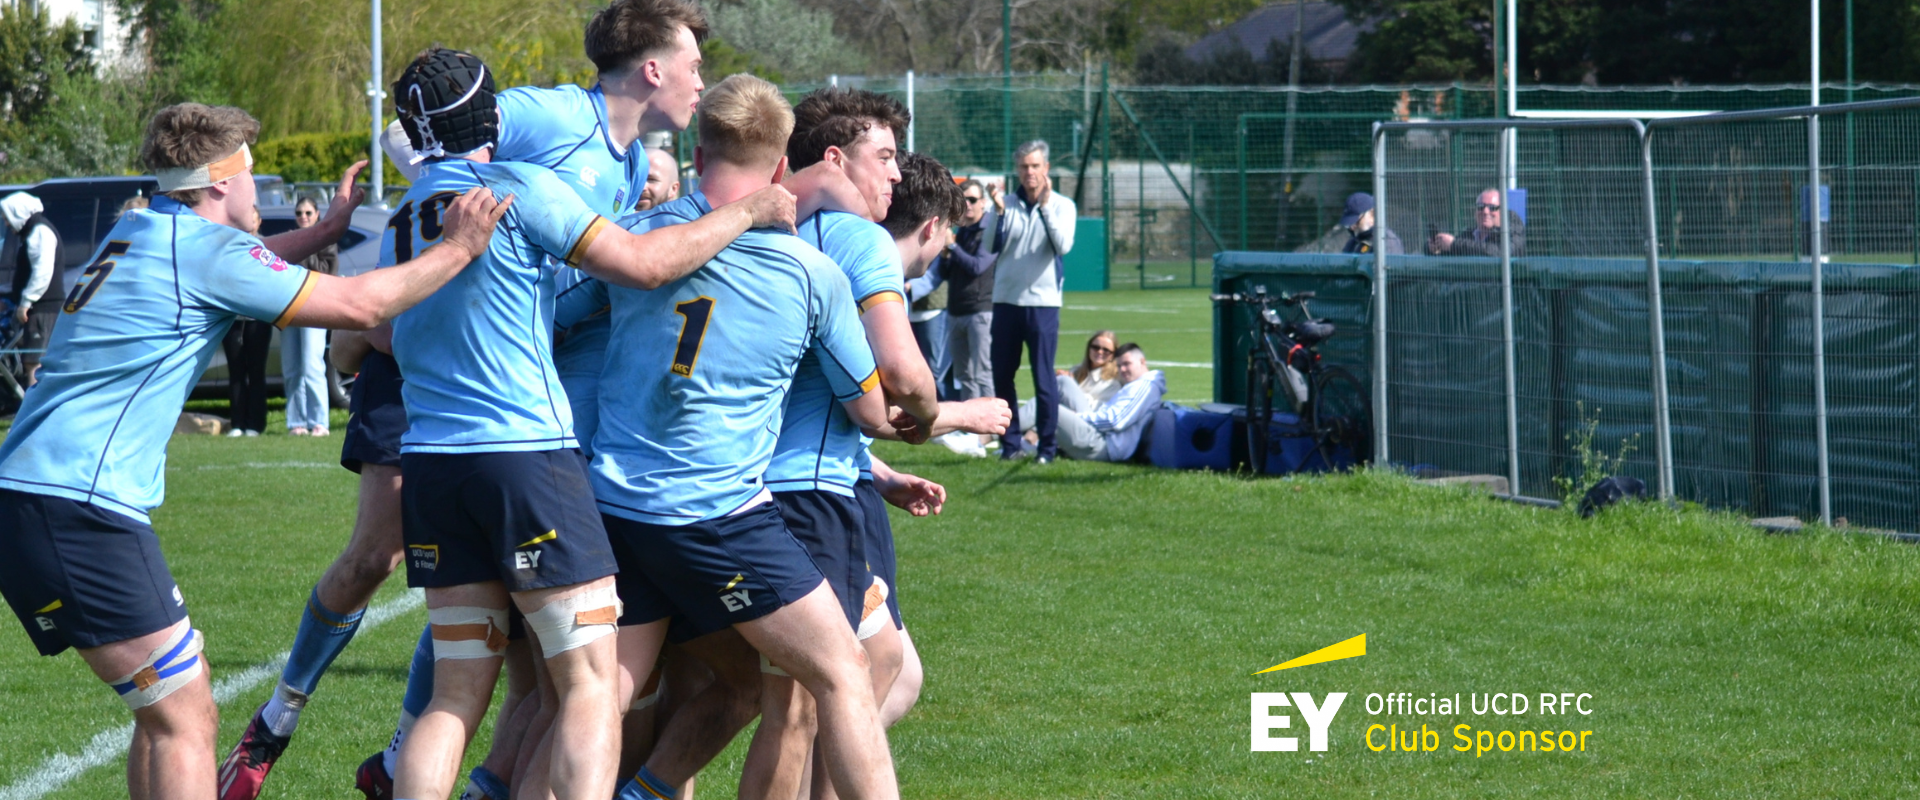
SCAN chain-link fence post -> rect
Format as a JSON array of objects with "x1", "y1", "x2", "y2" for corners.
[
  {"x1": 1807, "y1": 112, "x2": 1833, "y2": 525},
  {"x1": 1498, "y1": 127, "x2": 1521, "y2": 496},
  {"x1": 1371, "y1": 123, "x2": 1390, "y2": 466},
  {"x1": 1637, "y1": 121, "x2": 1676, "y2": 500}
]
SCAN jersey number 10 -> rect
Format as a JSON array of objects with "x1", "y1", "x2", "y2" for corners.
[{"x1": 386, "y1": 192, "x2": 459, "y2": 262}]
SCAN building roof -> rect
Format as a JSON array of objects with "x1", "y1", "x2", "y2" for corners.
[{"x1": 1184, "y1": 1, "x2": 1368, "y2": 64}]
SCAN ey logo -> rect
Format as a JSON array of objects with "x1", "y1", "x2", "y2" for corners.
[
  {"x1": 719, "y1": 574, "x2": 752, "y2": 612},
  {"x1": 515, "y1": 530, "x2": 555, "y2": 570},
  {"x1": 1250, "y1": 634, "x2": 1364, "y2": 753}
]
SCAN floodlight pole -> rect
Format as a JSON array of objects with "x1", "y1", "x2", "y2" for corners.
[
  {"x1": 368, "y1": 0, "x2": 385, "y2": 208},
  {"x1": 906, "y1": 70, "x2": 915, "y2": 151},
  {"x1": 1003, "y1": 0, "x2": 1012, "y2": 173}
]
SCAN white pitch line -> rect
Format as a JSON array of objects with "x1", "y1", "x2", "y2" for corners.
[
  {"x1": 183, "y1": 461, "x2": 337, "y2": 471},
  {"x1": 0, "y1": 589, "x2": 424, "y2": 800}
]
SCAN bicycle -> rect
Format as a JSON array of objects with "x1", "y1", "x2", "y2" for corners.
[{"x1": 1211, "y1": 286, "x2": 1371, "y2": 475}]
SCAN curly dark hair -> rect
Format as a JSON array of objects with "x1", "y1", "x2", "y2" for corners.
[
  {"x1": 584, "y1": 0, "x2": 709, "y2": 74},
  {"x1": 882, "y1": 151, "x2": 964, "y2": 239},
  {"x1": 787, "y1": 87, "x2": 910, "y2": 170}
]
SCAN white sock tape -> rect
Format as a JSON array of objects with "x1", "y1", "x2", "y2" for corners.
[
  {"x1": 523, "y1": 585, "x2": 621, "y2": 659},
  {"x1": 759, "y1": 652, "x2": 790, "y2": 677},
  {"x1": 856, "y1": 577, "x2": 892, "y2": 641},
  {"x1": 110, "y1": 622, "x2": 204, "y2": 710},
  {"x1": 428, "y1": 606, "x2": 510, "y2": 660}
]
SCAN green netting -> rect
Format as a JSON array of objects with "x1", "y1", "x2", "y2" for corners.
[{"x1": 1213, "y1": 252, "x2": 1920, "y2": 531}]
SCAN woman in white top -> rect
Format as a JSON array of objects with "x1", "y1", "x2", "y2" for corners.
[{"x1": 1064, "y1": 329, "x2": 1120, "y2": 404}]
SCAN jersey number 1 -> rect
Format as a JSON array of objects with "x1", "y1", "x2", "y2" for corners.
[
  {"x1": 385, "y1": 192, "x2": 458, "y2": 262},
  {"x1": 670, "y1": 297, "x2": 715, "y2": 377}
]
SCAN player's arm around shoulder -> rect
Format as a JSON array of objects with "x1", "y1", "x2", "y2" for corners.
[
  {"x1": 578, "y1": 185, "x2": 798, "y2": 290},
  {"x1": 287, "y1": 187, "x2": 511, "y2": 330}
]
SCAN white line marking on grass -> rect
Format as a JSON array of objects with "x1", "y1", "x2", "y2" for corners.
[
  {"x1": 0, "y1": 589, "x2": 424, "y2": 800},
  {"x1": 179, "y1": 461, "x2": 338, "y2": 471},
  {"x1": 1154, "y1": 361, "x2": 1213, "y2": 369}
]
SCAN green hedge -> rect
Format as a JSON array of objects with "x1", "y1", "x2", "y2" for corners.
[{"x1": 255, "y1": 132, "x2": 408, "y2": 187}]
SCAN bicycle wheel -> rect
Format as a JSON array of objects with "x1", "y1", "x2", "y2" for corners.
[
  {"x1": 1245, "y1": 352, "x2": 1275, "y2": 475},
  {"x1": 1309, "y1": 365, "x2": 1371, "y2": 469}
]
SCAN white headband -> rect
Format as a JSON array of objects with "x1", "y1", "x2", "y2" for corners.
[{"x1": 154, "y1": 143, "x2": 253, "y2": 192}]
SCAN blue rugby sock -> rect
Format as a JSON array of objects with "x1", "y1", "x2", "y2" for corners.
[
  {"x1": 382, "y1": 625, "x2": 436, "y2": 776},
  {"x1": 282, "y1": 588, "x2": 365, "y2": 695},
  {"x1": 616, "y1": 765, "x2": 678, "y2": 800}
]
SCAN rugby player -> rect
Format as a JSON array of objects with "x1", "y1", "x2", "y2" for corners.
[
  {"x1": 0, "y1": 101, "x2": 506, "y2": 800},
  {"x1": 222, "y1": 3, "x2": 849, "y2": 797},
  {"x1": 557, "y1": 73, "x2": 919, "y2": 800},
  {"x1": 355, "y1": 48, "x2": 795, "y2": 800},
  {"x1": 739, "y1": 90, "x2": 1010, "y2": 800}
]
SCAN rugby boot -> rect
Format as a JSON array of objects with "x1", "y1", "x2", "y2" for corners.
[
  {"x1": 354, "y1": 751, "x2": 395, "y2": 799},
  {"x1": 216, "y1": 709, "x2": 291, "y2": 800}
]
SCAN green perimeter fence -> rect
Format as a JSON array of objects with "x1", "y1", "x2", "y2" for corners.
[{"x1": 747, "y1": 75, "x2": 1920, "y2": 290}]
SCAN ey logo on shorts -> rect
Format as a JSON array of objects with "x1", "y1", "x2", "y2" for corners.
[
  {"x1": 33, "y1": 599, "x2": 61, "y2": 631},
  {"x1": 515, "y1": 530, "x2": 556, "y2": 570},
  {"x1": 719, "y1": 574, "x2": 752, "y2": 612},
  {"x1": 409, "y1": 544, "x2": 439, "y2": 571}
]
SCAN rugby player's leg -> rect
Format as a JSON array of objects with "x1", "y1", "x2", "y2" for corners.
[
  {"x1": 617, "y1": 659, "x2": 663, "y2": 779},
  {"x1": 644, "y1": 645, "x2": 714, "y2": 799},
  {"x1": 457, "y1": 635, "x2": 534, "y2": 800},
  {"x1": 634, "y1": 629, "x2": 762, "y2": 788},
  {"x1": 880, "y1": 627, "x2": 923, "y2": 727},
  {"x1": 736, "y1": 584, "x2": 897, "y2": 800},
  {"x1": 739, "y1": 671, "x2": 816, "y2": 800},
  {"x1": 507, "y1": 644, "x2": 559, "y2": 799},
  {"x1": 391, "y1": 582, "x2": 512, "y2": 800},
  {"x1": 607, "y1": 617, "x2": 670, "y2": 799},
  {"x1": 358, "y1": 624, "x2": 432, "y2": 798},
  {"x1": 227, "y1": 463, "x2": 404, "y2": 799},
  {"x1": 76, "y1": 620, "x2": 216, "y2": 800},
  {"x1": 513, "y1": 577, "x2": 624, "y2": 800}
]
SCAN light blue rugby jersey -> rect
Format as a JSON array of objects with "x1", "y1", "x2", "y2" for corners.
[
  {"x1": 496, "y1": 84, "x2": 646, "y2": 218},
  {"x1": 387, "y1": 160, "x2": 610, "y2": 454},
  {"x1": 590, "y1": 193, "x2": 880, "y2": 525},
  {"x1": 0, "y1": 197, "x2": 316, "y2": 522},
  {"x1": 495, "y1": 84, "x2": 653, "y2": 457},
  {"x1": 765, "y1": 210, "x2": 904, "y2": 495}
]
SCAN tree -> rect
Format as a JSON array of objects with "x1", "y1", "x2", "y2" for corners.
[
  {"x1": 0, "y1": 5, "x2": 94, "y2": 125},
  {"x1": 709, "y1": 0, "x2": 862, "y2": 81}
]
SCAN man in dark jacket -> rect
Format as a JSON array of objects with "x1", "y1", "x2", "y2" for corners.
[
  {"x1": 1337, "y1": 192, "x2": 1402, "y2": 255},
  {"x1": 1427, "y1": 188, "x2": 1526, "y2": 256},
  {"x1": 942, "y1": 179, "x2": 997, "y2": 400}
]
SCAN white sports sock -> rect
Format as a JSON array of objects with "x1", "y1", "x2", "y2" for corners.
[
  {"x1": 382, "y1": 711, "x2": 417, "y2": 775},
  {"x1": 261, "y1": 683, "x2": 308, "y2": 738}
]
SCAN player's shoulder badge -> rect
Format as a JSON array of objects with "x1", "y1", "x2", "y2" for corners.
[{"x1": 248, "y1": 244, "x2": 290, "y2": 272}]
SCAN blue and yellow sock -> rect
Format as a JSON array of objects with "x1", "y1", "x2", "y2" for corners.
[
  {"x1": 261, "y1": 588, "x2": 365, "y2": 736},
  {"x1": 616, "y1": 765, "x2": 678, "y2": 800},
  {"x1": 382, "y1": 625, "x2": 436, "y2": 775}
]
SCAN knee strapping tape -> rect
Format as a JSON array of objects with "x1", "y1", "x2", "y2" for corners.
[
  {"x1": 523, "y1": 585, "x2": 621, "y2": 659},
  {"x1": 428, "y1": 606, "x2": 511, "y2": 660},
  {"x1": 110, "y1": 622, "x2": 204, "y2": 710},
  {"x1": 630, "y1": 667, "x2": 663, "y2": 710},
  {"x1": 759, "y1": 652, "x2": 790, "y2": 677},
  {"x1": 856, "y1": 577, "x2": 892, "y2": 641}
]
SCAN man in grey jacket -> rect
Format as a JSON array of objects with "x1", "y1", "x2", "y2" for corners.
[
  {"x1": 1013, "y1": 343, "x2": 1165, "y2": 462},
  {"x1": 990, "y1": 139, "x2": 1076, "y2": 462}
]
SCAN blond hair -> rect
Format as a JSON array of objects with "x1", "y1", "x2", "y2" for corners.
[
  {"x1": 141, "y1": 103, "x2": 261, "y2": 205},
  {"x1": 698, "y1": 74, "x2": 792, "y2": 169}
]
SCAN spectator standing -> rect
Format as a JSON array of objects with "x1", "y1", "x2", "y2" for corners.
[
  {"x1": 1427, "y1": 188, "x2": 1524, "y2": 256},
  {"x1": 222, "y1": 206, "x2": 271, "y2": 437},
  {"x1": 2, "y1": 192, "x2": 63, "y2": 389},
  {"x1": 281, "y1": 197, "x2": 335, "y2": 436},
  {"x1": 943, "y1": 178, "x2": 997, "y2": 401},
  {"x1": 1338, "y1": 192, "x2": 1402, "y2": 255},
  {"x1": 990, "y1": 140, "x2": 1076, "y2": 462}
]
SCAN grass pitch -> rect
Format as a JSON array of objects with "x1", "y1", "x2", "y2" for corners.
[{"x1": 1, "y1": 290, "x2": 1917, "y2": 798}]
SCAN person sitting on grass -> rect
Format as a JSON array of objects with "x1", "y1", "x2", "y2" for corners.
[
  {"x1": 1014, "y1": 342, "x2": 1164, "y2": 462},
  {"x1": 1059, "y1": 329, "x2": 1121, "y2": 405}
]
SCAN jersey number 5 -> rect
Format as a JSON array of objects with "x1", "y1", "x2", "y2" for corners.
[
  {"x1": 670, "y1": 297, "x2": 715, "y2": 377},
  {"x1": 385, "y1": 192, "x2": 459, "y2": 262},
  {"x1": 63, "y1": 240, "x2": 131, "y2": 313}
]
